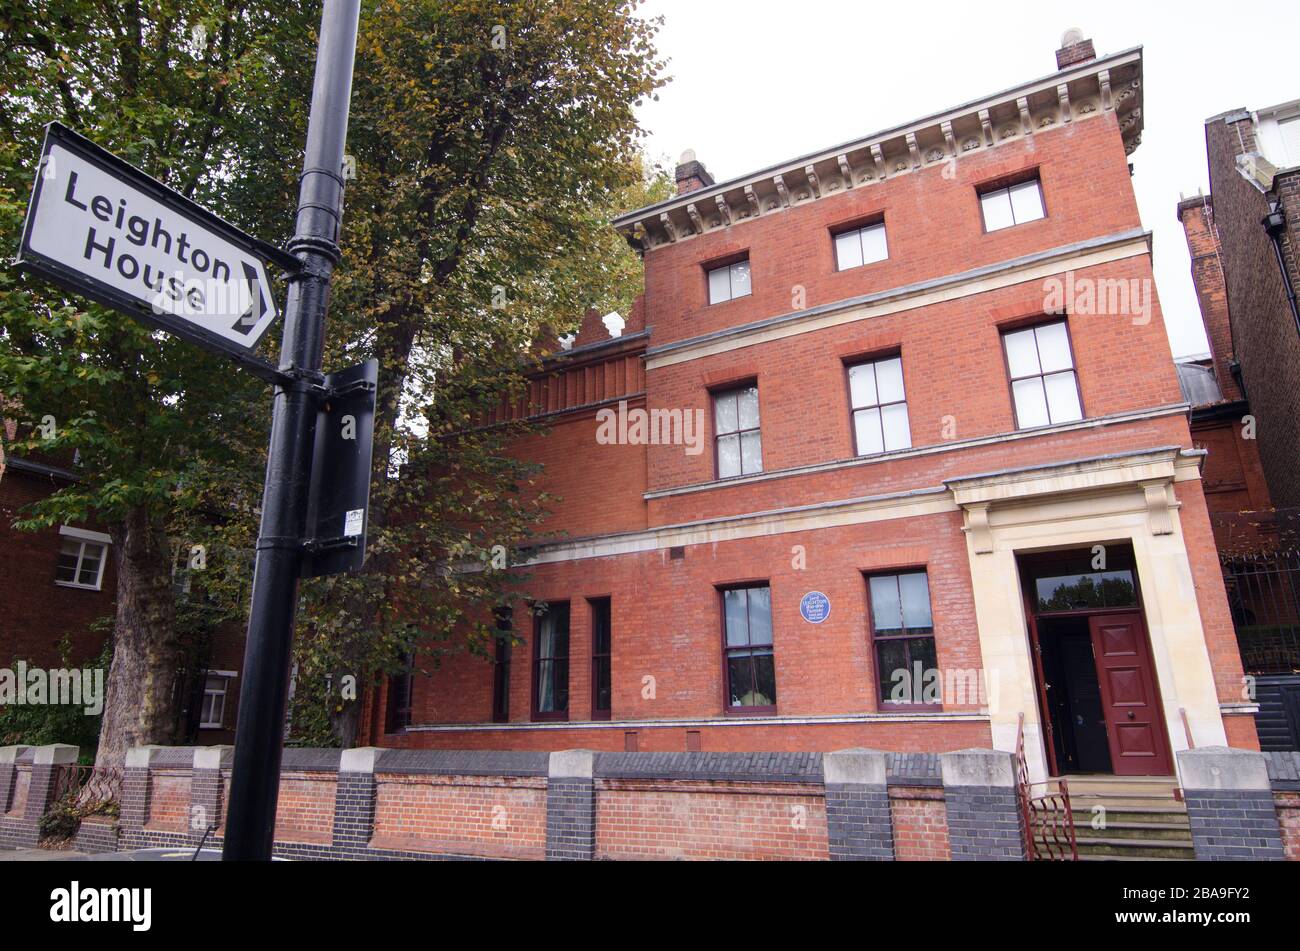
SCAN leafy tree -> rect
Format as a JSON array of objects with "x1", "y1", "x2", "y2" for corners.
[
  {"x1": 0, "y1": 1, "x2": 316, "y2": 765},
  {"x1": 1, "y1": 0, "x2": 666, "y2": 759},
  {"x1": 289, "y1": 0, "x2": 667, "y2": 744}
]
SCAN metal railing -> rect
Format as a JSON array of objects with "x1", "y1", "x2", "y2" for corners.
[
  {"x1": 1015, "y1": 713, "x2": 1078, "y2": 861},
  {"x1": 51, "y1": 765, "x2": 123, "y2": 812},
  {"x1": 1221, "y1": 547, "x2": 1300, "y2": 675}
]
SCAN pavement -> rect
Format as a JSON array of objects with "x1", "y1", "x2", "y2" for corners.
[{"x1": 0, "y1": 846, "x2": 224, "y2": 861}]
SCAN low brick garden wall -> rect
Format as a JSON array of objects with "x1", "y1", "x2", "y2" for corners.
[{"x1": 4, "y1": 743, "x2": 1298, "y2": 861}]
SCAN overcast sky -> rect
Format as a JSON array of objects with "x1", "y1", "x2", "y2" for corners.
[{"x1": 633, "y1": 0, "x2": 1300, "y2": 358}]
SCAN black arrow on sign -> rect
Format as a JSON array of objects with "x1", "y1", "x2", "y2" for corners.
[{"x1": 233, "y1": 261, "x2": 269, "y2": 335}]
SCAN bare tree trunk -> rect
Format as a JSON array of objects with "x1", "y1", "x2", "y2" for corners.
[{"x1": 94, "y1": 505, "x2": 183, "y2": 767}]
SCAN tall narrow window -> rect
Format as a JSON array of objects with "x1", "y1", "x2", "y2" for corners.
[
  {"x1": 847, "y1": 355, "x2": 911, "y2": 456},
  {"x1": 713, "y1": 384, "x2": 762, "y2": 478},
  {"x1": 492, "y1": 606, "x2": 512, "y2": 724},
  {"x1": 532, "y1": 601, "x2": 570, "y2": 720},
  {"x1": 707, "y1": 258, "x2": 751, "y2": 304},
  {"x1": 590, "y1": 598, "x2": 612, "y2": 720},
  {"x1": 979, "y1": 177, "x2": 1045, "y2": 232},
  {"x1": 385, "y1": 653, "x2": 413, "y2": 733},
  {"x1": 1002, "y1": 320, "x2": 1083, "y2": 428},
  {"x1": 867, "y1": 572, "x2": 938, "y2": 708},
  {"x1": 722, "y1": 585, "x2": 776, "y2": 711},
  {"x1": 834, "y1": 221, "x2": 888, "y2": 270}
]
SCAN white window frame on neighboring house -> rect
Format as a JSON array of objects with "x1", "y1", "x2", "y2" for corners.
[
  {"x1": 55, "y1": 526, "x2": 111, "y2": 591},
  {"x1": 1253, "y1": 100, "x2": 1300, "y2": 170},
  {"x1": 199, "y1": 671, "x2": 237, "y2": 729}
]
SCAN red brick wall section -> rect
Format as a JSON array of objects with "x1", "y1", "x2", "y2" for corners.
[
  {"x1": 644, "y1": 257, "x2": 1185, "y2": 508},
  {"x1": 889, "y1": 785, "x2": 951, "y2": 860},
  {"x1": 370, "y1": 772, "x2": 546, "y2": 859},
  {"x1": 272, "y1": 772, "x2": 336, "y2": 845},
  {"x1": 594, "y1": 779, "x2": 828, "y2": 860},
  {"x1": 380, "y1": 721, "x2": 991, "y2": 755},
  {"x1": 1174, "y1": 480, "x2": 1256, "y2": 735},
  {"x1": 144, "y1": 770, "x2": 191, "y2": 833},
  {"x1": 1192, "y1": 418, "x2": 1273, "y2": 519},
  {"x1": 0, "y1": 473, "x2": 117, "y2": 670},
  {"x1": 1276, "y1": 791, "x2": 1300, "y2": 862}
]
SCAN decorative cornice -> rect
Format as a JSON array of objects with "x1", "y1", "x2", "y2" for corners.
[{"x1": 616, "y1": 47, "x2": 1143, "y2": 251}]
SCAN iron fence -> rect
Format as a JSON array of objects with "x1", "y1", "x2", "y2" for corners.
[{"x1": 1221, "y1": 548, "x2": 1300, "y2": 675}]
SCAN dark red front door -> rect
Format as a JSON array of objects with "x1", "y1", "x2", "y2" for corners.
[{"x1": 1089, "y1": 613, "x2": 1173, "y2": 776}]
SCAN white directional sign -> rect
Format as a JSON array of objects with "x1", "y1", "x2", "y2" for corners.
[{"x1": 17, "y1": 122, "x2": 297, "y2": 365}]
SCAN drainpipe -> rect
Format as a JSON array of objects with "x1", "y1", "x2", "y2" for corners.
[{"x1": 1262, "y1": 203, "x2": 1300, "y2": 337}]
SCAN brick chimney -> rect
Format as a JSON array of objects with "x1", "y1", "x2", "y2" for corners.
[
  {"x1": 1055, "y1": 28, "x2": 1096, "y2": 69},
  {"x1": 1176, "y1": 193, "x2": 1243, "y2": 403},
  {"x1": 674, "y1": 149, "x2": 714, "y2": 195}
]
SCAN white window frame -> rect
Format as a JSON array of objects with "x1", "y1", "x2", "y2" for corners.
[
  {"x1": 979, "y1": 178, "x2": 1045, "y2": 232},
  {"x1": 712, "y1": 384, "x2": 763, "y2": 479},
  {"x1": 833, "y1": 221, "x2": 889, "y2": 271},
  {"x1": 1002, "y1": 320, "x2": 1084, "y2": 429},
  {"x1": 847, "y1": 355, "x2": 912, "y2": 456},
  {"x1": 1253, "y1": 101, "x2": 1300, "y2": 169},
  {"x1": 199, "y1": 671, "x2": 237, "y2": 729},
  {"x1": 55, "y1": 526, "x2": 111, "y2": 591},
  {"x1": 707, "y1": 259, "x2": 752, "y2": 305}
]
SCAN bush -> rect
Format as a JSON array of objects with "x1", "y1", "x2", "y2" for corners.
[
  {"x1": 39, "y1": 791, "x2": 119, "y2": 843},
  {"x1": 0, "y1": 636, "x2": 111, "y2": 764}
]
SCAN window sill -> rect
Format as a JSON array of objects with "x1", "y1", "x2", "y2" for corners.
[
  {"x1": 724, "y1": 706, "x2": 777, "y2": 717},
  {"x1": 877, "y1": 704, "x2": 944, "y2": 713},
  {"x1": 834, "y1": 257, "x2": 890, "y2": 274},
  {"x1": 982, "y1": 216, "x2": 1048, "y2": 236},
  {"x1": 55, "y1": 580, "x2": 102, "y2": 592},
  {"x1": 1014, "y1": 414, "x2": 1085, "y2": 433},
  {"x1": 707, "y1": 292, "x2": 752, "y2": 308}
]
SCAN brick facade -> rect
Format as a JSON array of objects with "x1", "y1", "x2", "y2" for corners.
[
  {"x1": 0, "y1": 448, "x2": 246, "y2": 747},
  {"x1": 1202, "y1": 114, "x2": 1300, "y2": 508},
  {"x1": 358, "y1": 42, "x2": 1249, "y2": 779},
  {"x1": 0, "y1": 461, "x2": 116, "y2": 670}
]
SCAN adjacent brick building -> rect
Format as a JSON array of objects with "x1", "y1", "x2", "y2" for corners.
[
  {"x1": 0, "y1": 420, "x2": 243, "y2": 747},
  {"x1": 361, "y1": 36, "x2": 1258, "y2": 785},
  {"x1": 1199, "y1": 102, "x2": 1300, "y2": 509},
  {"x1": 1176, "y1": 100, "x2": 1300, "y2": 750}
]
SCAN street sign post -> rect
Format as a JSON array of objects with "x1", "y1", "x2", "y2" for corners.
[
  {"x1": 12, "y1": 0, "x2": 366, "y2": 861},
  {"x1": 15, "y1": 122, "x2": 299, "y2": 385}
]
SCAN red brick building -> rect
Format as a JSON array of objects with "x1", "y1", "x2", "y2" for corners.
[
  {"x1": 0, "y1": 420, "x2": 243, "y2": 746},
  {"x1": 0, "y1": 429, "x2": 116, "y2": 672},
  {"x1": 1176, "y1": 101, "x2": 1300, "y2": 749},
  {"x1": 1198, "y1": 102, "x2": 1300, "y2": 510},
  {"x1": 362, "y1": 36, "x2": 1257, "y2": 784}
]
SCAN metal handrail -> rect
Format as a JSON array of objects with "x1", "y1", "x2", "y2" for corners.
[{"x1": 1015, "y1": 713, "x2": 1078, "y2": 861}]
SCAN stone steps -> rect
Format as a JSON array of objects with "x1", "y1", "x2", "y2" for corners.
[{"x1": 1038, "y1": 775, "x2": 1194, "y2": 861}]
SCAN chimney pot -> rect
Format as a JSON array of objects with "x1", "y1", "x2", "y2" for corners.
[
  {"x1": 674, "y1": 149, "x2": 714, "y2": 196},
  {"x1": 1055, "y1": 28, "x2": 1096, "y2": 70}
]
